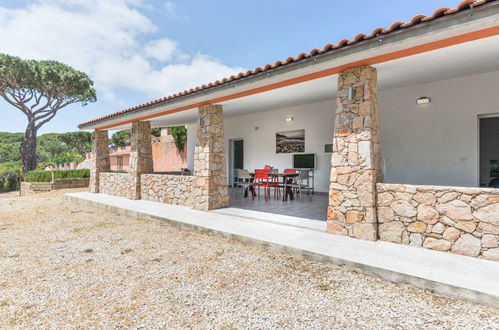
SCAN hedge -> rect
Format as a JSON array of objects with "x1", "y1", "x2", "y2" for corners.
[
  {"x1": 0, "y1": 169, "x2": 20, "y2": 192},
  {"x1": 24, "y1": 169, "x2": 90, "y2": 182}
]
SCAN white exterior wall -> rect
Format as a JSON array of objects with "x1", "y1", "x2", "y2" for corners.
[
  {"x1": 379, "y1": 70, "x2": 499, "y2": 187},
  {"x1": 223, "y1": 70, "x2": 499, "y2": 191},
  {"x1": 224, "y1": 99, "x2": 335, "y2": 192},
  {"x1": 186, "y1": 123, "x2": 198, "y2": 172}
]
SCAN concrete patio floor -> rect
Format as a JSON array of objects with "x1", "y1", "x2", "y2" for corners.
[
  {"x1": 64, "y1": 192, "x2": 499, "y2": 308},
  {"x1": 228, "y1": 188, "x2": 328, "y2": 221}
]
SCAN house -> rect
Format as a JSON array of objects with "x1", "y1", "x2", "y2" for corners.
[
  {"x1": 49, "y1": 128, "x2": 188, "y2": 172},
  {"x1": 109, "y1": 128, "x2": 187, "y2": 172},
  {"x1": 151, "y1": 128, "x2": 188, "y2": 173},
  {"x1": 78, "y1": 0, "x2": 499, "y2": 261},
  {"x1": 109, "y1": 146, "x2": 131, "y2": 171},
  {"x1": 107, "y1": 128, "x2": 187, "y2": 172}
]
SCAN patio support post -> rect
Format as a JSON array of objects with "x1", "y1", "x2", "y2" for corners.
[
  {"x1": 128, "y1": 121, "x2": 153, "y2": 200},
  {"x1": 327, "y1": 66, "x2": 381, "y2": 241},
  {"x1": 192, "y1": 104, "x2": 229, "y2": 211},
  {"x1": 89, "y1": 130, "x2": 110, "y2": 193}
]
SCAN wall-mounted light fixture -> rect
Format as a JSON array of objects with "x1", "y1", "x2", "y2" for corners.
[
  {"x1": 347, "y1": 87, "x2": 356, "y2": 100},
  {"x1": 416, "y1": 96, "x2": 431, "y2": 105},
  {"x1": 285, "y1": 116, "x2": 294, "y2": 123}
]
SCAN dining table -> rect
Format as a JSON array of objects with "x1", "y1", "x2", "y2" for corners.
[{"x1": 245, "y1": 172, "x2": 299, "y2": 201}]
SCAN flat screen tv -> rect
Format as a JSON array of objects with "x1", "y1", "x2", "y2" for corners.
[{"x1": 293, "y1": 153, "x2": 316, "y2": 169}]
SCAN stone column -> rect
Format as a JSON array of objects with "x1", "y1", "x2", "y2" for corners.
[
  {"x1": 327, "y1": 66, "x2": 381, "y2": 241},
  {"x1": 192, "y1": 104, "x2": 229, "y2": 211},
  {"x1": 128, "y1": 121, "x2": 153, "y2": 200},
  {"x1": 89, "y1": 130, "x2": 110, "y2": 193}
]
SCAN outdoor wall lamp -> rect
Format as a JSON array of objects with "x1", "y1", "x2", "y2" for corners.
[
  {"x1": 417, "y1": 96, "x2": 431, "y2": 105},
  {"x1": 347, "y1": 87, "x2": 356, "y2": 100},
  {"x1": 285, "y1": 116, "x2": 294, "y2": 123}
]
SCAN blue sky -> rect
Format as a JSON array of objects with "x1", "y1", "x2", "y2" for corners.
[{"x1": 0, "y1": 0, "x2": 460, "y2": 134}]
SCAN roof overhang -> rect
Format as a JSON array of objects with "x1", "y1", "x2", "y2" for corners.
[{"x1": 79, "y1": 1, "x2": 499, "y2": 130}]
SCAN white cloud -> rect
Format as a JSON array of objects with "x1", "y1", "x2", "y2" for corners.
[
  {"x1": 144, "y1": 38, "x2": 177, "y2": 62},
  {"x1": 163, "y1": 1, "x2": 177, "y2": 17},
  {"x1": 0, "y1": 0, "x2": 244, "y2": 100},
  {"x1": 160, "y1": 1, "x2": 189, "y2": 21}
]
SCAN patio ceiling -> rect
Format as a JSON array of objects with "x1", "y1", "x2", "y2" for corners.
[{"x1": 108, "y1": 34, "x2": 499, "y2": 131}]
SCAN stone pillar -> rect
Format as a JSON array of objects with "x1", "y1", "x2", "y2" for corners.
[
  {"x1": 89, "y1": 130, "x2": 110, "y2": 193},
  {"x1": 192, "y1": 104, "x2": 229, "y2": 211},
  {"x1": 128, "y1": 121, "x2": 153, "y2": 200},
  {"x1": 327, "y1": 66, "x2": 381, "y2": 241}
]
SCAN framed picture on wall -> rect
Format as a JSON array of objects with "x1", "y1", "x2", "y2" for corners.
[
  {"x1": 491, "y1": 160, "x2": 499, "y2": 177},
  {"x1": 276, "y1": 129, "x2": 305, "y2": 153}
]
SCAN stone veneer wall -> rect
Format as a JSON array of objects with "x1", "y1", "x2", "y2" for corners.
[
  {"x1": 192, "y1": 104, "x2": 229, "y2": 211},
  {"x1": 21, "y1": 178, "x2": 90, "y2": 195},
  {"x1": 89, "y1": 130, "x2": 110, "y2": 193},
  {"x1": 128, "y1": 121, "x2": 154, "y2": 200},
  {"x1": 377, "y1": 183, "x2": 499, "y2": 261},
  {"x1": 20, "y1": 182, "x2": 53, "y2": 195},
  {"x1": 141, "y1": 174, "x2": 195, "y2": 207},
  {"x1": 53, "y1": 178, "x2": 90, "y2": 189},
  {"x1": 93, "y1": 107, "x2": 229, "y2": 211},
  {"x1": 327, "y1": 66, "x2": 381, "y2": 241},
  {"x1": 99, "y1": 172, "x2": 130, "y2": 198}
]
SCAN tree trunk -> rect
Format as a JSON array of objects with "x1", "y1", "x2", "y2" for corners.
[{"x1": 20, "y1": 121, "x2": 38, "y2": 174}]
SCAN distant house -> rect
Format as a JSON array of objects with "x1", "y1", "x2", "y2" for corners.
[
  {"x1": 109, "y1": 146, "x2": 131, "y2": 172},
  {"x1": 47, "y1": 128, "x2": 186, "y2": 173},
  {"x1": 108, "y1": 128, "x2": 187, "y2": 172},
  {"x1": 151, "y1": 128, "x2": 187, "y2": 173}
]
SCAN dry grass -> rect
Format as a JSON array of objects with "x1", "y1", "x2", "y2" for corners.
[{"x1": 0, "y1": 189, "x2": 498, "y2": 328}]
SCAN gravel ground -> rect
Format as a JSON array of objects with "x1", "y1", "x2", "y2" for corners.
[{"x1": 0, "y1": 189, "x2": 498, "y2": 329}]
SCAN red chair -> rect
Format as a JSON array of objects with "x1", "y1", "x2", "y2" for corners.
[
  {"x1": 253, "y1": 169, "x2": 279, "y2": 201},
  {"x1": 276, "y1": 168, "x2": 297, "y2": 186}
]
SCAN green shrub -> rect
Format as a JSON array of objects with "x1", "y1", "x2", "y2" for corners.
[
  {"x1": 54, "y1": 169, "x2": 90, "y2": 179},
  {"x1": 168, "y1": 126, "x2": 187, "y2": 153},
  {"x1": 0, "y1": 163, "x2": 21, "y2": 192},
  {"x1": 24, "y1": 170, "x2": 52, "y2": 182},
  {"x1": 3, "y1": 171, "x2": 20, "y2": 191},
  {"x1": 24, "y1": 169, "x2": 90, "y2": 182}
]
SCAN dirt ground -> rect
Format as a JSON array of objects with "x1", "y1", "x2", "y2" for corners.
[{"x1": 0, "y1": 189, "x2": 498, "y2": 328}]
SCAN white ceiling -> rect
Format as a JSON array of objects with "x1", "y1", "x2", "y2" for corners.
[
  {"x1": 377, "y1": 34, "x2": 499, "y2": 89},
  {"x1": 119, "y1": 35, "x2": 499, "y2": 130}
]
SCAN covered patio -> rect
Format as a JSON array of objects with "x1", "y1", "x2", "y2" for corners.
[{"x1": 79, "y1": 1, "x2": 499, "y2": 261}]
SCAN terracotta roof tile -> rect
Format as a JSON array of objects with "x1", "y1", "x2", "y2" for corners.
[{"x1": 79, "y1": 0, "x2": 497, "y2": 128}]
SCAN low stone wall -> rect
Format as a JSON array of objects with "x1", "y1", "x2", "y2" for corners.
[
  {"x1": 99, "y1": 172, "x2": 130, "y2": 198},
  {"x1": 53, "y1": 178, "x2": 90, "y2": 189},
  {"x1": 141, "y1": 174, "x2": 195, "y2": 207},
  {"x1": 20, "y1": 182, "x2": 53, "y2": 196},
  {"x1": 20, "y1": 178, "x2": 90, "y2": 196},
  {"x1": 377, "y1": 183, "x2": 499, "y2": 261}
]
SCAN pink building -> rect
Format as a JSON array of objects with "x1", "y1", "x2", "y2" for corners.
[
  {"x1": 151, "y1": 129, "x2": 187, "y2": 172},
  {"x1": 109, "y1": 146, "x2": 131, "y2": 171},
  {"x1": 45, "y1": 129, "x2": 186, "y2": 172},
  {"x1": 109, "y1": 128, "x2": 186, "y2": 172}
]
